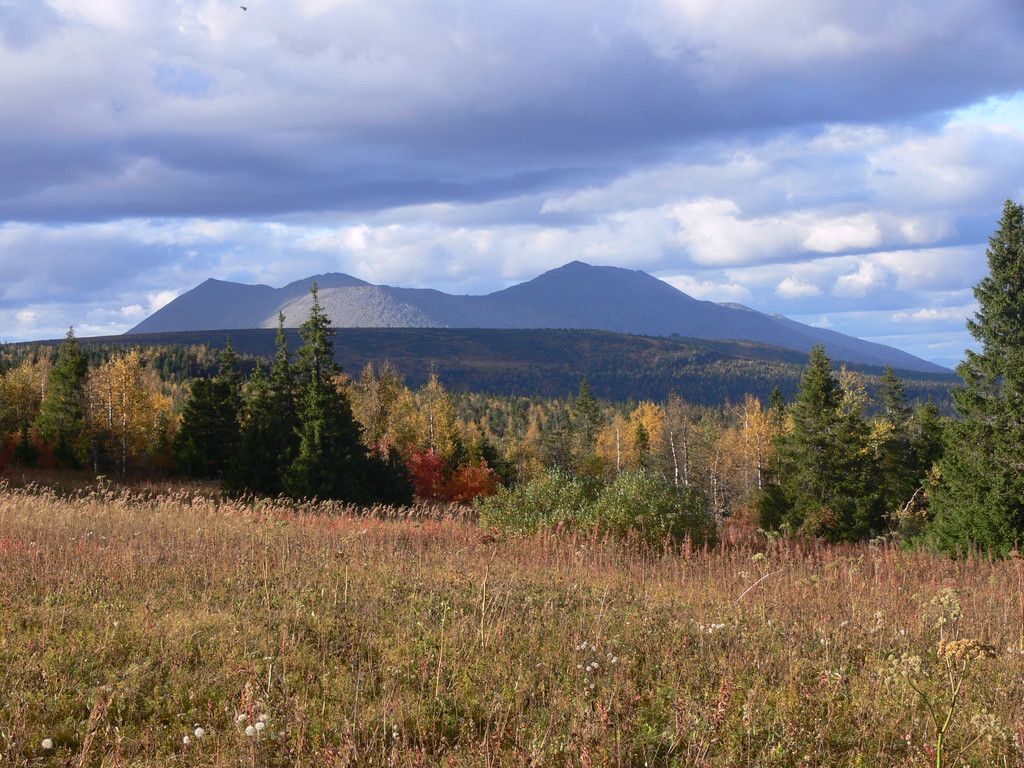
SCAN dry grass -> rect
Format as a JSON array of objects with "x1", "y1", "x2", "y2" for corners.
[{"x1": 1, "y1": 481, "x2": 1023, "y2": 767}]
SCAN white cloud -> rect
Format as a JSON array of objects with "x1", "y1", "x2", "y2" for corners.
[
  {"x1": 776, "y1": 277, "x2": 822, "y2": 299},
  {"x1": 833, "y1": 260, "x2": 886, "y2": 297},
  {"x1": 661, "y1": 274, "x2": 752, "y2": 302},
  {"x1": 892, "y1": 305, "x2": 977, "y2": 323}
]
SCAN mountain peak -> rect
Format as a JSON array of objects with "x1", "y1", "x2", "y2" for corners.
[{"x1": 127, "y1": 264, "x2": 948, "y2": 372}]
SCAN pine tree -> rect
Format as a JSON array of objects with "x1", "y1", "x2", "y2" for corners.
[
  {"x1": 633, "y1": 421, "x2": 651, "y2": 470},
  {"x1": 764, "y1": 346, "x2": 881, "y2": 541},
  {"x1": 285, "y1": 284, "x2": 370, "y2": 501},
  {"x1": 930, "y1": 200, "x2": 1024, "y2": 555},
  {"x1": 267, "y1": 314, "x2": 299, "y2": 475},
  {"x1": 227, "y1": 362, "x2": 278, "y2": 494},
  {"x1": 174, "y1": 342, "x2": 242, "y2": 479},
  {"x1": 572, "y1": 377, "x2": 601, "y2": 456},
  {"x1": 872, "y1": 367, "x2": 924, "y2": 515},
  {"x1": 36, "y1": 327, "x2": 88, "y2": 467},
  {"x1": 879, "y1": 366, "x2": 911, "y2": 424},
  {"x1": 226, "y1": 322, "x2": 301, "y2": 496}
]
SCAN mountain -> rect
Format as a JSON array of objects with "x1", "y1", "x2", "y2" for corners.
[{"x1": 129, "y1": 261, "x2": 947, "y2": 373}]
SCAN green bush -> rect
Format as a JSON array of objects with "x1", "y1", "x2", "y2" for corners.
[
  {"x1": 591, "y1": 470, "x2": 715, "y2": 548},
  {"x1": 479, "y1": 469, "x2": 715, "y2": 547},
  {"x1": 477, "y1": 469, "x2": 599, "y2": 532}
]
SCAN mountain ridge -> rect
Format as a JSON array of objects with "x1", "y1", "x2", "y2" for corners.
[{"x1": 129, "y1": 261, "x2": 947, "y2": 373}]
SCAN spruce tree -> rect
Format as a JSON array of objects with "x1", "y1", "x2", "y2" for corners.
[
  {"x1": 267, "y1": 314, "x2": 299, "y2": 476},
  {"x1": 227, "y1": 362, "x2": 280, "y2": 495},
  {"x1": 285, "y1": 284, "x2": 370, "y2": 501},
  {"x1": 36, "y1": 327, "x2": 88, "y2": 467},
  {"x1": 572, "y1": 377, "x2": 601, "y2": 455},
  {"x1": 879, "y1": 366, "x2": 911, "y2": 424},
  {"x1": 765, "y1": 346, "x2": 881, "y2": 541},
  {"x1": 874, "y1": 366, "x2": 916, "y2": 513},
  {"x1": 174, "y1": 340, "x2": 242, "y2": 479},
  {"x1": 930, "y1": 200, "x2": 1024, "y2": 555}
]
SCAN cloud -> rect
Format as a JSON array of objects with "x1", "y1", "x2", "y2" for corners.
[
  {"x1": 892, "y1": 305, "x2": 978, "y2": 323},
  {"x1": 2, "y1": 1, "x2": 1023, "y2": 366},
  {"x1": 2, "y1": 0, "x2": 1024, "y2": 221},
  {"x1": 776, "y1": 277, "x2": 822, "y2": 299},
  {"x1": 833, "y1": 260, "x2": 886, "y2": 298},
  {"x1": 661, "y1": 274, "x2": 752, "y2": 302}
]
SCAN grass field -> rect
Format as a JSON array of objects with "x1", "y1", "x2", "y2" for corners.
[{"x1": 1, "y1": 481, "x2": 1022, "y2": 767}]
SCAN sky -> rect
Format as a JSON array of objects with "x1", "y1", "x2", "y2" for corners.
[{"x1": 3, "y1": 1, "x2": 1024, "y2": 366}]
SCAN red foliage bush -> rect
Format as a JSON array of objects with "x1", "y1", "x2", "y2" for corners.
[
  {"x1": 409, "y1": 449, "x2": 446, "y2": 501},
  {"x1": 408, "y1": 449, "x2": 499, "y2": 503},
  {"x1": 445, "y1": 462, "x2": 499, "y2": 503}
]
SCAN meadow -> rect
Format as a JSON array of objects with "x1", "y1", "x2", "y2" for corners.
[{"x1": 1, "y1": 480, "x2": 1022, "y2": 767}]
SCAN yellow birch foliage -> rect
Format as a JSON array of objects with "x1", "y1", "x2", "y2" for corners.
[
  {"x1": 86, "y1": 351, "x2": 174, "y2": 473},
  {"x1": 0, "y1": 358, "x2": 49, "y2": 435}
]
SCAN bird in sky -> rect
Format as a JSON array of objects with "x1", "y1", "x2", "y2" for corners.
[{"x1": 240, "y1": 5, "x2": 247, "y2": 10}]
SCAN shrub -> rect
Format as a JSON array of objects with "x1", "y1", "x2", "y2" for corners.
[
  {"x1": 480, "y1": 469, "x2": 715, "y2": 548},
  {"x1": 591, "y1": 470, "x2": 715, "y2": 548},
  {"x1": 477, "y1": 469, "x2": 599, "y2": 532}
]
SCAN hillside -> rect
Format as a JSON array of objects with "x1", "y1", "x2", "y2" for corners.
[
  {"x1": 67, "y1": 327, "x2": 956, "y2": 406},
  {"x1": 129, "y1": 261, "x2": 948, "y2": 374}
]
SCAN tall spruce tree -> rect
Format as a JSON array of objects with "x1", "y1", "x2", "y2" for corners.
[
  {"x1": 572, "y1": 377, "x2": 601, "y2": 455},
  {"x1": 874, "y1": 366, "x2": 918, "y2": 514},
  {"x1": 227, "y1": 362, "x2": 279, "y2": 494},
  {"x1": 266, "y1": 314, "x2": 299, "y2": 477},
  {"x1": 227, "y1": 319, "x2": 301, "y2": 495},
  {"x1": 285, "y1": 285, "x2": 370, "y2": 501},
  {"x1": 36, "y1": 327, "x2": 88, "y2": 466},
  {"x1": 930, "y1": 200, "x2": 1024, "y2": 555},
  {"x1": 763, "y1": 346, "x2": 881, "y2": 541},
  {"x1": 174, "y1": 340, "x2": 242, "y2": 478}
]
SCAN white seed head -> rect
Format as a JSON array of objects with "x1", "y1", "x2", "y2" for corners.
[
  {"x1": 245, "y1": 725, "x2": 256, "y2": 737},
  {"x1": 255, "y1": 721, "x2": 266, "y2": 732},
  {"x1": 182, "y1": 736, "x2": 191, "y2": 746},
  {"x1": 41, "y1": 738, "x2": 54, "y2": 750},
  {"x1": 235, "y1": 713, "x2": 247, "y2": 723},
  {"x1": 193, "y1": 727, "x2": 205, "y2": 739}
]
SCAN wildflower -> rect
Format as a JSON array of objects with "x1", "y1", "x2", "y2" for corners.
[
  {"x1": 751, "y1": 552, "x2": 767, "y2": 563},
  {"x1": 885, "y1": 652, "x2": 923, "y2": 684},
  {"x1": 193, "y1": 727, "x2": 205, "y2": 739},
  {"x1": 41, "y1": 738, "x2": 53, "y2": 750},
  {"x1": 245, "y1": 725, "x2": 256, "y2": 737},
  {"x1": 937, "y1": 638, "x2": 996, "y2": 663},
  {"x1": 931, "y1": 588, "x2": 963, "y2": 629}
]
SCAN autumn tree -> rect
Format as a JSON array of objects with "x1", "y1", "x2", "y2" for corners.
[
  {"x1": 86, "y1": 351, "x2": 174, "y2": 475},
  {"x1": 0, "y1": 358, "x2": 48, "y2": 443}
]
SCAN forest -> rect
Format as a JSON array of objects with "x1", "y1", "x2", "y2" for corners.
[
  {"x1": 2, "y1": 201, "x2": 1024, "y2": 556},
  {"x1": 15, "y1": 325, "x2": 957, "y2": 406}
]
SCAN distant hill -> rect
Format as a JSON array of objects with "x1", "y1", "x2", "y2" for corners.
[
  {"x1": 129, "y1": 261, "x2": 948, "y2": 374},
  {"x1": 73, "y1": 327, "x2": 956, "y2": 407}
]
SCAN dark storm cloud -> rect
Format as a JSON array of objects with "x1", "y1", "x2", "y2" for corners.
[{"x1": 2, "y1": 1, "x2": 1024, "y2": 221}]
